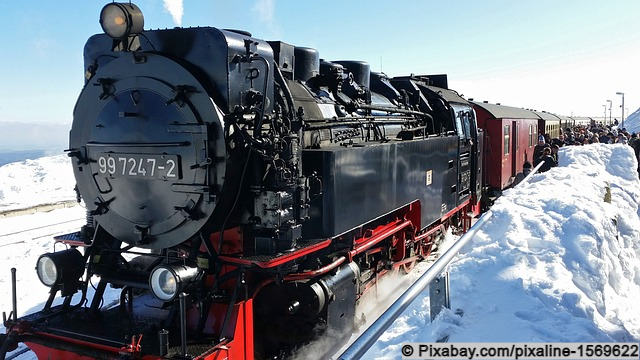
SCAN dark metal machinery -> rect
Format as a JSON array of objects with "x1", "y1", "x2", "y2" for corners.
[{"x1": 1, "y1": 3, "x2": 482, "y2": 359}]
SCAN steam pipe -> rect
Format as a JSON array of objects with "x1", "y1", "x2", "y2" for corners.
[
  {"x1": 179, "y1": 293, "x2": 187, "y2": 356},
  {"x1": 284, "y1": 256, "x2": 346, "y2": 281},
  {"x1": 250, "y1": 56, "x2": 271, "y2": 138},
  {"x1": 273, "y1": 64, "x2": 296, "y2": 128},
  {"x1": 357, "y1": 103, "x2": 433, "y2": 120},
  {"x1": 350, "y1": 220, "x2": 413, "y2": 258},
  {"x1": 11, "y1": 268, "x2": 16, "y2": 322}
]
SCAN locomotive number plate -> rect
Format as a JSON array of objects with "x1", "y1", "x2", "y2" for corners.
[{"x1": 96, "y1": 153, "x2": 180, "y2": 179}]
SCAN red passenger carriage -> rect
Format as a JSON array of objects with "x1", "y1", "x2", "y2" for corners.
[{"x1": 472, "y1": 101, "x2": 539, "y2": 192}]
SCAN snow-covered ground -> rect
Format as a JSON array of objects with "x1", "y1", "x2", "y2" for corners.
[{"x1": 1, "y1": 143, "x2": 640, "y2": 360}]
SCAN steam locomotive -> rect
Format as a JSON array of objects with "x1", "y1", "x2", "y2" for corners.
[{"x1": 1, "y1": 3, "x2": 483, "y2": 359}]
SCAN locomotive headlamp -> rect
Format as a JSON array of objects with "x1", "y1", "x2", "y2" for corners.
[
  {"x1": 100, "y1": 2, "x2": 144, "y2": 39},
  {"x1": 36, "y1": 249, "x2": 85, "y2": 289},
  {"x1": 149, "y1": 264, "x2": 200, "y2": 301}
]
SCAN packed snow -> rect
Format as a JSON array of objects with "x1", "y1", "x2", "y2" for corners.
[{"x1": 1, "y1": 143, "x2": 640, "y2": 360}]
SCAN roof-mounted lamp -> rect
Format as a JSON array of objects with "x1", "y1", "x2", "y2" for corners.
[{"x1": 100, "y1": 3, "x2": 144, "y2": 39}]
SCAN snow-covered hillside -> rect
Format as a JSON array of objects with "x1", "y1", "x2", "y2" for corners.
[
  {"x1": 0, "y1": 155, "x2": 76, "y2": 212},
  {"x1": 622, "y1": 107, "x2": 640, "y2": 134}
]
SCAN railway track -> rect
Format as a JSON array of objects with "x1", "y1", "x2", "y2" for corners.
[
  {"x1": 0, "y1": 200, "x2": 78, "y2": 218},
  {"x1": 0, "y1": 217, "x2": 85, "y2": 244}
]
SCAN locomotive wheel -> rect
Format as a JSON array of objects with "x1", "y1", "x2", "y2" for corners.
[{"x1": 401, "y1": 259, "x2": 416, "y2": 274}]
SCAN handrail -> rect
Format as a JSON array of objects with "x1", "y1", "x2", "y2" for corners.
[
  {"x1": 336, "y1": 211, "x2": 494, "y2": 360},
  {"x1": 522, "y1": 161, "x2": 544, "y2": 185}
]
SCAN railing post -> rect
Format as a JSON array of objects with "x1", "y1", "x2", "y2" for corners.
[{"x1": 429, "y1": 271, "x2": 450, "y2": 322}]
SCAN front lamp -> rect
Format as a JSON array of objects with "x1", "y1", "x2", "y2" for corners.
[
  {"x1": 100, "y1": 3, "x2": 144, "y2": 39},
  {"x1": 36, "y1": 249, "x2": 85, "y2": 295},
  {"x1": 149, "y1": 265, "x2": 200, "y2": 302}
]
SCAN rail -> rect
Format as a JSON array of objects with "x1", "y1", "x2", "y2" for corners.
[
  {"x1": 336, "y1": 210, "x2": 493, "y2": 360},
  {"x1": 520, "y1": 161, "x2": 544, "y2": 185},
  {"x1": 0, "y1": 200, "x2": 78, "y2": 218}
]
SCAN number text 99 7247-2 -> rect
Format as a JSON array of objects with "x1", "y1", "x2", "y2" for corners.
[{"x1": 96, "y1": 153, "x2": 180, "y2": 180}]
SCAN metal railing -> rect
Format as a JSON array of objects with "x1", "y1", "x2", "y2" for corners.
[{"x1": 336, "y1": 210, "x2": 494, "y2": 360}]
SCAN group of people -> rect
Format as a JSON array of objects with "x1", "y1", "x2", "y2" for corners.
[
  {"x1": 513, "y1": 123, "x2": 640, "y2": 187},
  {"x1": 548, "y1": 123, "x2": 635, "y2": 147}
]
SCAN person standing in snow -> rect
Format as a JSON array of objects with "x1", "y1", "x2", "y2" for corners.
[
  {"x1": 551, "y1": 144, "x2": 559, "y2": 164},
  {"x1": 552, "y1": 134, "x2": 566, "y2": 147},
  {"x1": 617, "y1": 133, "x2": 628, "y2": 144},
  {"x1": 511, "y1": 161, "x2": 532, "y2": 188},
  {"x1": 630, "y1": 133, "x2": 640, "y2": 178},
  {"x1": 533, "y1": 135, "x2": 546, "y2": 166},
  {"x1": 538, "y1": 147, "x2": 557, "y2": 173}
]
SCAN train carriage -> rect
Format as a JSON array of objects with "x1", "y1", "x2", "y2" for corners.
[
  {"x1": 535, "y1": 111, "x2": 561, "y2": 139},
  {"x1": 570, "y1": 116, "x2": 595, "y2": 130},
  {"x1": 472, "y1": 101, "x2": 538, "y2": 192},
  {"x1": 557, "y1": 114, "x2": 575, "y2": 132}
]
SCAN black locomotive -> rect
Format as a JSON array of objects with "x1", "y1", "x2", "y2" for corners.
[{"x1": 1, "y1": 3, "x2": 481, "y2": 359}]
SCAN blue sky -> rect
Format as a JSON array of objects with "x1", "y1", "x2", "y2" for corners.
[{"x1": 1, "y1": 0, "x2": 638, "y2": 125}]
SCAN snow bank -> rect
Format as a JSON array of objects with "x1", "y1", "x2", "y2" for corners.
[{"x1": 369, "y1": 144, "x2": 640, "y2": 359}]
